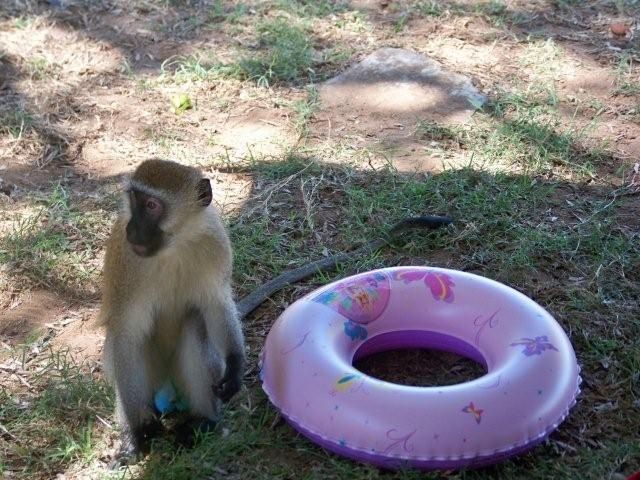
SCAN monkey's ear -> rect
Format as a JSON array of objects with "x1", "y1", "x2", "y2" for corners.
[{"x1": 197, "y1": 178, "x2": 213, "y2": 206}]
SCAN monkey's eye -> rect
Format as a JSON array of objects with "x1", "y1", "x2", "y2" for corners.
[{"x1": 145, "y1": 198, "x2": 163, "y2": 215}]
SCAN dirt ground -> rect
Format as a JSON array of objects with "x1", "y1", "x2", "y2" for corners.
[
  {"x1": 0, "y1": 0, "x2": 639, "y2": 478},
  {"x1": 1, "y1": 0, "x2": 637, "y2": 348}
]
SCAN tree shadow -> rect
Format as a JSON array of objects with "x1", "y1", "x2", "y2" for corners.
[
  {"x1": 120, "y1": 156, "x2": 638, "y2": 479},
  {"x1": 0, "y1": 50, "x2": 73, "y2": 177},
  {"x1": 1, "y1": 148, "x2": 637, "y2": 477}
]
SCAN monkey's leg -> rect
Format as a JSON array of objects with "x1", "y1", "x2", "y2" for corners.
[
  {"x1": 204, "y1": 297, "x2": 246, "y2": 403},
  {"x1": 106, "y1": 328, "x2": 164, "y2": 458},
  {"x1": 172, "y1": 316, "x2": 222, "y2": 446}
]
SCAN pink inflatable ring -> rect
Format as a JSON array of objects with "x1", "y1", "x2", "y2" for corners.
[{"x1": 260, "y1": 267, "x2": 581, "y2": 470}]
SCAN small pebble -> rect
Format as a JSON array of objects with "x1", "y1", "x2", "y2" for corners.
[{"x1": 609, "y1": 23, "x2": 629, "y2": 36}]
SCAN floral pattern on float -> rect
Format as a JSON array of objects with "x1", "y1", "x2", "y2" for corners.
[
  {"x1": 313, "y1": 271, "x2": 391, "y2": 324},
  {"x1": 330, "y1": 373, "x2": 365, "y2": 396},
  {"x1": 343, "y1": 321, "x2": 368, "y2": 341},
  {"x1": 392, "y1": 269, "x2": 455, "y2": 303},
  {"x1": 510, "y1": 336, "x2": 558, "y2": 356}
]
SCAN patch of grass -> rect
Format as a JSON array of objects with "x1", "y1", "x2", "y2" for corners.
[
  {"x1": 12, "y1": 16, "x2": 35, "y2": 29},
  {"x1": 25, "y1": 57, "x2": 59, "y2": 81},
  {"x1": 321, "y1": 44, "x2": 354, "y2": 68},
  {"x1": 273, "y1": 0, "x2": 348, "y2": 17},
  {"x1": 415, "y1": 119, "x2": 461, "y2": 142},
  {"x1": 44, "y1": 422, "x2": 95, "y2": 465},
  {"x1": 216, "y1": 2, "x2": 249, "y2": 23},
  {"x1": 416, "y1": 103, "x2": 603, "y2": 177},
  {"x1": 135, "y1": 77, "x2": 155, "y2": 92},
  {"x1": 143, "y1": 126, "x2": 186, "y2": 156},
  {"x1": 231, "y1": 216, "x2": 287, "y2": 283},
  {"x1": 613, "y1": 54, "x2": 640, "y2": 97},
  {"x1": 229, "y1": 155, "x2": 327, "y2": 293},
  {"x1": 237, "y1": 17, "x2": 314, "y2": 86},
  {"x1": 144, "y1": 125, "x2": 216, "y2": 164},
  {"x1": 614, "y1": 80, "x2": 640, "y2": 96},
  {"x1": 477, "y1": 89, "x2": 607, "y2": 177},
  {"x1": 342, "y1": 167, "x2": 544, "y2": 243},
  {"x1": 160, "y1": 54, "x2": 241, "y2": 83},
  {"x1": 489, "y1": 89, "x2": 556, "y2": 118},
  {"x1": 0, "y1": 348, "x2": 113, "y2": 477},
  {"x1": 162, "y1": 16, "x2": 317, "y2": 87},
  {"x1": 516, "y1": 38, "x2": 562, "y2": 104},
  {"x1": 252, "y1": 151, "x2": 322, "y2": 179},
  {"x1": 629, "y1": 104, "x2": 640, "y2": 123},
  {"x1": 1, "y1": 189, "x2": 71, "y2": 280},
  {"x1": 22, "y1": 328, "x2": 45, "y2": 346},
  {"x1": 392, "y1": 10, "x2": 411, "y2": 33},
  {"x1": 413, "y1": 0, "x2": 444, "y2": 16},
  {"x1": 139, "y1": 398, "x2": 303, "y2": 479},
  {"x1": 0, "y1": 109, "x2": 34, "y2": 138},
  {"x1": 290, "y1": 85, "x2": 319, "y2": 138},
  {"x1": 0, "y1": 184, "x2": 111, "y2": 295},
  {"x1": 477, "y1": 0, "x2": 507, "y2": 17},
  {"x1": 519, "y1": 38, "x2": 561, "y2": 70},
  {"x1": 482, "y1": 115, "x2": 597, "y2": 174},
  {"x1": 334, "y1": 10, "x2": 372, "y2": 33}
]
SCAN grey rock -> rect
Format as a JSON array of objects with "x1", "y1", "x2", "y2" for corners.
[{"x1": 319, "y1": 48, "x2": 485, "y2": 124}]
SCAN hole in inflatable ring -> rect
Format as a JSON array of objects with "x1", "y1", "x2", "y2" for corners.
[{"x1": 352, "y1": 330, "x2": 488, "y2": 387}]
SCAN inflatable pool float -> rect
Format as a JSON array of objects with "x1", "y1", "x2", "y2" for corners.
[{"x1": 259, "y1": 267, "x2": 581, "y2": 470}]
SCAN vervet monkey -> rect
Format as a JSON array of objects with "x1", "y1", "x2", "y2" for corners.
[
  {"x1": 101, "y1": 158, "x2": 452, "y2": 460},
  {"x1": 100, "y1": 159, "x2": 245, "y2": 459}
]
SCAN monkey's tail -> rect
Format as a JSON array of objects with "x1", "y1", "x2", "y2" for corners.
[
  {"x1": 388, "y1": 215, "x2": 453, "y2": 234},
  {"x1": 236, "y1": 215, "x2": 452, "y2": 319}
]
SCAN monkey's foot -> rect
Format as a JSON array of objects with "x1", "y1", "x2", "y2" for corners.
[
  {"x1": 173, "y1": 417, "x2": 218, "y2": 448},
  {"x1": 134, "y1": 418, "x2": 165, "y2": 454},
  {"x1": 109, "y1": 419, "x2": 165, "y2": 469},
  {"x1": 109, "y1": 442, "x2": 141, "y2": 470}
]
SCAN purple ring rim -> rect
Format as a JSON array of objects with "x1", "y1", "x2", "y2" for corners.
[
  {"x1": 281, "y1": 412, "x2": 550, "y2": 470},
  {"x1": 262, "y1": 379, "x2": 581, "y2": 471},
  {"x1": 352, "y1": 330, "x2": 489, "y2": 373},
  {"x1": 261, "y1": 329, "x2": 581, "y2": 470}
]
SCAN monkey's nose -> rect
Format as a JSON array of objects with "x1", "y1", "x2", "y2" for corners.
[{"x1": 130, "y1": 244, "x2": 148, "y2": 256}]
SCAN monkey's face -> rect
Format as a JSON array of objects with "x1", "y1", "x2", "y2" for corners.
[
  {"x1": 124, "y1": 160, "x2": 215, "y2": 257},
  {"x1": 125, "y1": 190, "x2": 165, "y2": 257}
]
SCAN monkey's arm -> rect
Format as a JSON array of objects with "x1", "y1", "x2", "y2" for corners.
[
  {"x1": 203, "y1": 298, "x2": 246, "y2": 402},
  {"x1": 236, "y1": 215, "x2": 452, "y2": 319}
]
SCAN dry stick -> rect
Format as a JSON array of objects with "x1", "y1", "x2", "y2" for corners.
[
  {"x1": 0, "y1": 422, "x2": 16, "y2": 440},
  {"x1": 237, "y1": 215, "x2": 452, "y2": 319}
]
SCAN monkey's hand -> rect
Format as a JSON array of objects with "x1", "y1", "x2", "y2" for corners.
[{"x1": 214, "y1": 353, "x2": 244, "y2": 402}]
